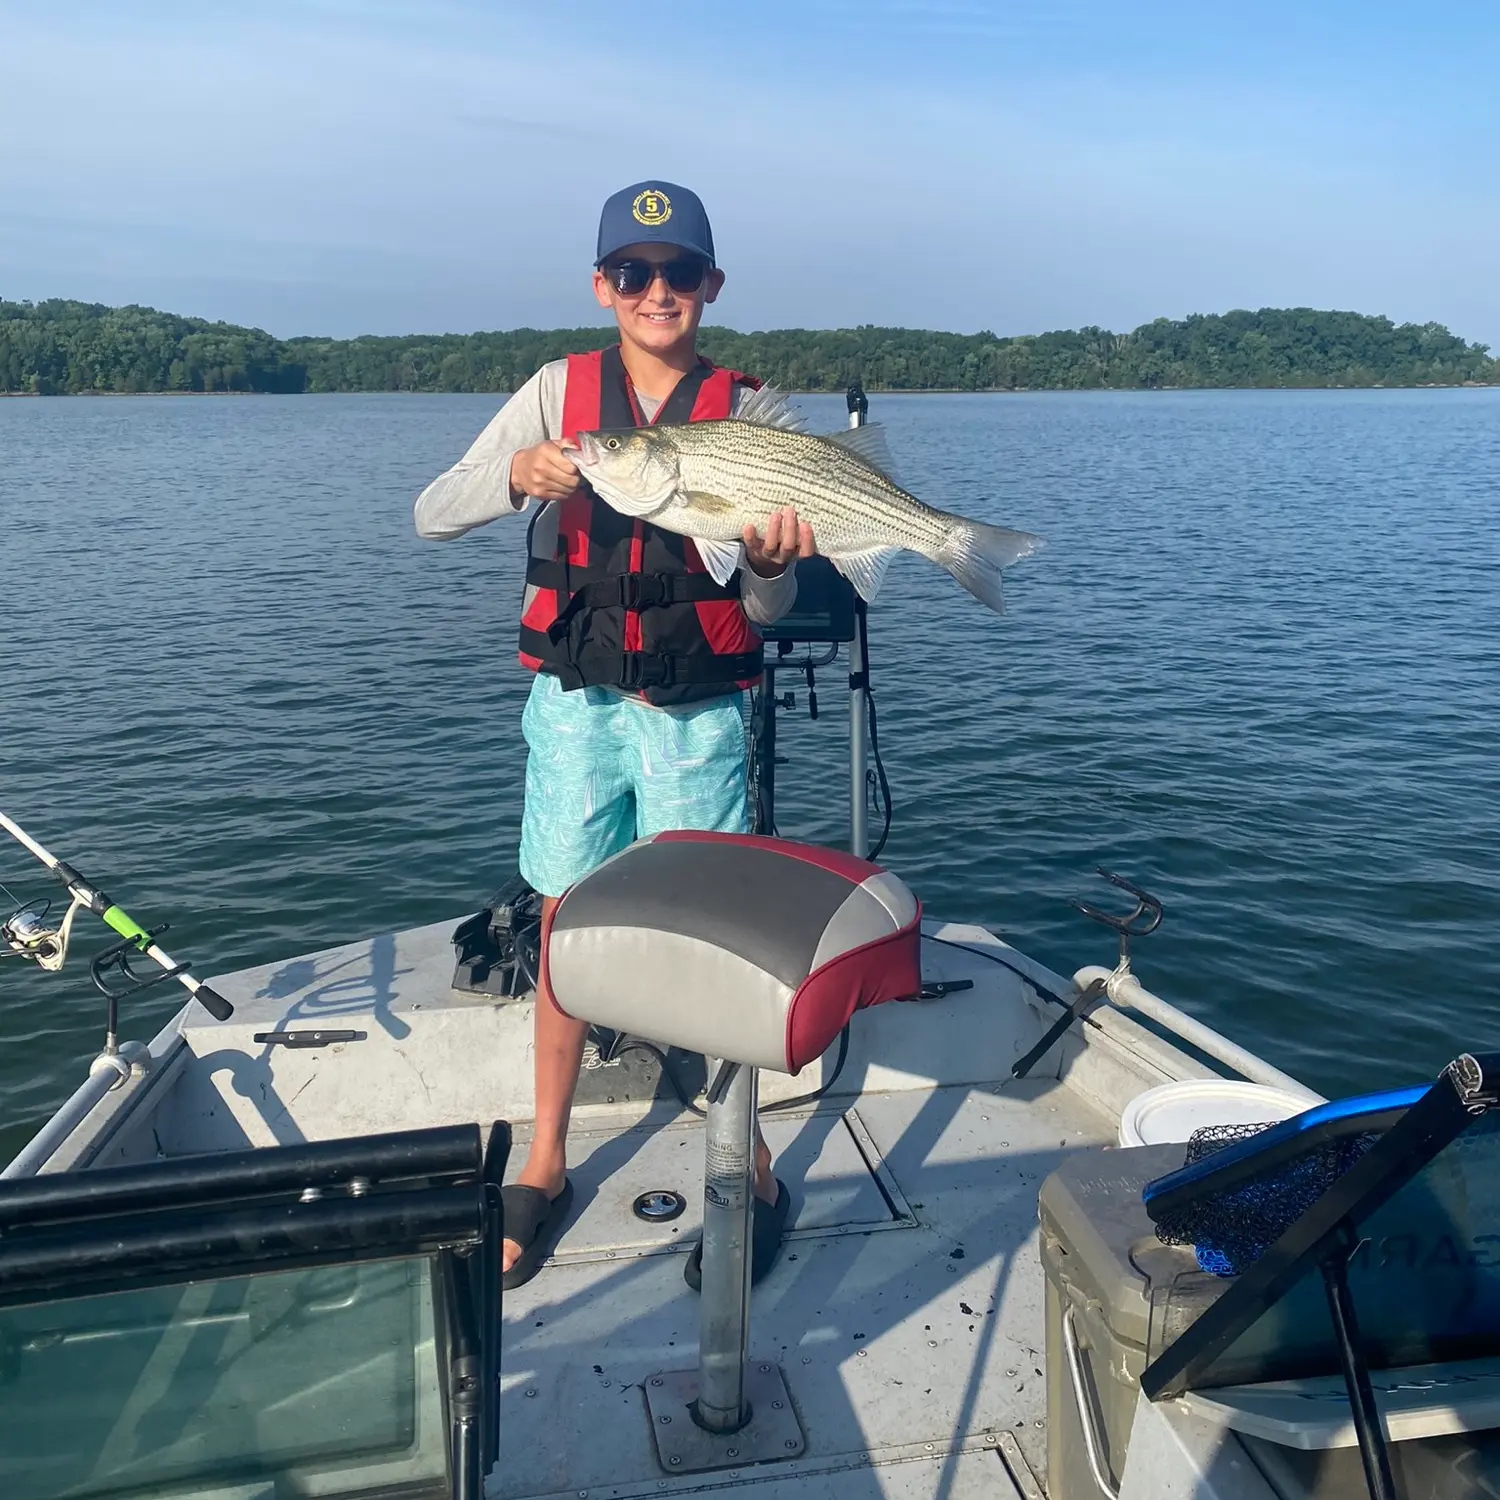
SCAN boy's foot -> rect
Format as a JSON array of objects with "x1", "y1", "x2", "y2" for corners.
[
  {"x1": 683, "y1": 1178, "x2": 792, "y2": 1291},
  {"x1": 501, "y1": 1175, "x2": 573, "y2": 1290}
]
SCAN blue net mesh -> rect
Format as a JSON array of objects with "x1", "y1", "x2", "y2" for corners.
[{"x1": 1151, "y1": 1120, "x2": 1384, "y2": 1277}]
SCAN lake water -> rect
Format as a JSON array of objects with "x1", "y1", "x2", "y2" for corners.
[{"x1": 2, "y1": 388, "x2": 1498, "y2": 1160}]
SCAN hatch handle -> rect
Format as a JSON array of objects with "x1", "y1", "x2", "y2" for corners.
[{"x1": 253, "y1": 1029, "x2": 367, "y2": 1049}]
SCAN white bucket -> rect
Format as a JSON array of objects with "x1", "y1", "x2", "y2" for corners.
[{"x1": 1118, "y1": 1079, "x2": 1312, "y2": 1148}]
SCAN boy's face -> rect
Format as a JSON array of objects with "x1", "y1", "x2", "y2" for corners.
[{"x1": 592, "y1": 242, "x2": 725, "y2": 358}]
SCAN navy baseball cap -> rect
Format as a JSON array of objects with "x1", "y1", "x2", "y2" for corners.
[{"x1": 595, "y1": 181, "x2": 715, "y2": 266}]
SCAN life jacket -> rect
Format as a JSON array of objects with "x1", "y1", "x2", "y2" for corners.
[{"x1": 518, "y1": 345, "x2": 765, "y2": 707}]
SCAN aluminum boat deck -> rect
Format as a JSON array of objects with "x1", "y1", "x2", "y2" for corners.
[{"x1": 12, "y1": 911, "x2": 1263, "y2": 1498}]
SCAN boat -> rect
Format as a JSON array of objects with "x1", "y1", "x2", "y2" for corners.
[{"x1": 3, "y1": 395, "x2": 1496, "y2": 1500}]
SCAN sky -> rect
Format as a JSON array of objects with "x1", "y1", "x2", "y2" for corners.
[{"x1": 3, "y1": 1, "x2": 1498, "y2": 345}]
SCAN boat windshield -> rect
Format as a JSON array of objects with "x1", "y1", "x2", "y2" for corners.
[
  {"x1": 0, "y1": 1256, "x2": 448, "y2": 1500},
  {"x1": 0, "y1": 1123, "x2": 505, "y2": 1500}
]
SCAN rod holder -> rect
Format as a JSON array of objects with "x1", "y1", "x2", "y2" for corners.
[{"x1": 1072, "y1": 868, "x2": 1163, "y2": 973}]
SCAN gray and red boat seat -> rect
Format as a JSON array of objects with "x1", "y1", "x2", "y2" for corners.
[{"x1": 543, "y1": 832, "x2": 922, "y2": 1073}]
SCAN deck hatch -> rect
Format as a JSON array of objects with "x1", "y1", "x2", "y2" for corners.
[{"x1": 523, "y1": 1107, "x2": 917, "y2": 1267}]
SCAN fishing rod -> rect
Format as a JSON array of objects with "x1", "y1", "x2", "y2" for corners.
[{"x1": 1, "y1": 811, "x2": 234, "y2": 1025}]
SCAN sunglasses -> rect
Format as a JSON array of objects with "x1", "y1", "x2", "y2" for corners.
[{"x1": 602, "y1": 256, "x2": 710, "y2": 297}]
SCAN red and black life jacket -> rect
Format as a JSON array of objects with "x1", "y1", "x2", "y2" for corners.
[{"x1": 518, "y1": 345, "x2": 765, "y2": 708}]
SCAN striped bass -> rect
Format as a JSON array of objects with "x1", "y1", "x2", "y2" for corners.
[{"x1": 571, "y1": 386, "x2": 1042, "y2": 612}]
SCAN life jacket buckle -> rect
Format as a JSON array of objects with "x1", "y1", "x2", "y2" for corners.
[
  {"x1": 621, "y1": 574, "x2": 671, "y2": 611},
  {"x1": 618, "y1": 652, "x2": 673, "y2": 690}
]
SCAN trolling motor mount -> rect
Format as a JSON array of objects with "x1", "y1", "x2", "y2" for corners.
[{"x1": 450, "y1": 873, "x2": 544, "y2": 998}]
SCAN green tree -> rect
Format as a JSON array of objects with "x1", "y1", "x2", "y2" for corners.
[{"x1": 3, "y1": 298, "x2": 1497, "y2": 395}]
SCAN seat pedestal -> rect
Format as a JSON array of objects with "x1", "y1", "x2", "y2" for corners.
[
  {"x1": 698, "y1": 1060, "x2": 757, "y2": 1431},
  {"x1": 643, "y1": 1060, "x2": 808, "y2": 1472}
]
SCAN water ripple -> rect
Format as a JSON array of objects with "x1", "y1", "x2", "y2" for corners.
[{"x1": 2, "y1": 388, "x2": 1498, "y2": 1145}]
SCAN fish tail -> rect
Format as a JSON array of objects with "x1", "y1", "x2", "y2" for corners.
[{"x1": 935, "y1": 519, "x2": 1044, "y2": 613}]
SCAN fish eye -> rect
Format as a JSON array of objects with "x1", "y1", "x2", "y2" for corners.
[{"x1": 605, "y1": 437, "x2": 621, "y2": 450}]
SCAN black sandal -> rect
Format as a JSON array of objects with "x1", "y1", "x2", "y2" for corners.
[
  {"x1": 684, "y1": 1180, "x2": 791, "y2": 1291},
  {"x1": 501, "y1": 1180, "x2": 574, "y2": 1291}
]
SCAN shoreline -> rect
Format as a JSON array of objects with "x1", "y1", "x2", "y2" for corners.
[{"x1": 4, "y1": 381, "x2": 1496, "y2": 399}]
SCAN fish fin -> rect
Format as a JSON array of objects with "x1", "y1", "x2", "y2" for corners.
[
  {"x1": 691, "y1": 536, "x2": 746, "y2": 587},
  {"x1": 935, "y1": 520, "x2": 1044, "y2": 614},
  {"x1": 733, "y1": 385, "x2": 807, "y2": 432},
  {"x1": 826, "y1": 423, "x2": 900, "y2": 482},
  {"x1": 830, "y1": 545, "x2": 900, "y2": 602},
  {"x1": 683, "y1": 490, "x2": 737, "y2": 517}
]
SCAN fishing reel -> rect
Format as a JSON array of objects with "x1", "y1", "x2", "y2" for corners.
[
  {"x1": 2, "y1": 894, "x2": 82, "y2": 972},
  {"x1": 0, "y1": 812, "x2": 236, "y2": 1032}
]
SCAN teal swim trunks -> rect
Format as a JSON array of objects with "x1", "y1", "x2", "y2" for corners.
[{"x1": 519, "y1": 673, "x2": 751, "y2": 898}]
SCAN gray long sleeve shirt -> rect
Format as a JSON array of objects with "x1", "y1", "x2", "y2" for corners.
[{"x1": 413, "y1": 360, "x2": 798, "y2": 626}]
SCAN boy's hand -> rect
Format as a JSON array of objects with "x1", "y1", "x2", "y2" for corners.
[
  {"x1": 744, "y1": 507, "x2": 816, "y2": 577},
  {"x1": 511, "y1": 440, "x2": 581, "y2": 502}
]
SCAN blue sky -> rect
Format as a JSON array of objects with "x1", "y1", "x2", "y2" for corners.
[{"x1": 4, "y1": 1, "x2": 1497, "y2": 344}]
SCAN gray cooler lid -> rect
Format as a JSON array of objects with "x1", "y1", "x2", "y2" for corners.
[{"x1": 1039, "y1": 1143, "x2": 1195, "y2": 1354}]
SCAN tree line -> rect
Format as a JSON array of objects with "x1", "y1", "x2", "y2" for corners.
[{"x1": 3, "y1": 297, "x2": 1496, "y2": 396}]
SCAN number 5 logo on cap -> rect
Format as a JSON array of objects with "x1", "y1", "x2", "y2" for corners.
[{"x1": 632, "y1": 190, "x2": 672, "y2": 226}]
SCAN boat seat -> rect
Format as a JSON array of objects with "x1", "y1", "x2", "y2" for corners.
[
  {"x1": 545, "y1": 833, "x2": 923, "y2": 1448},
  {"x1": 544, "y1": 831, "x2": 922, "y2": 1072}
]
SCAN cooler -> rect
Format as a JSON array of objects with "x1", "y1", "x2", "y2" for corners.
[{"x1": 1040, "y1": 1069, "x2": 1500, "y2": 1500}]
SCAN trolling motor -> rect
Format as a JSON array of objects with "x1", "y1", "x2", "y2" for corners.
[
  {"x1": 1, "y1": 811, "x2": 234, "y2": 1074},
  {"x1": 750, "y1": 383, "x2": 890, "y2": 851}
]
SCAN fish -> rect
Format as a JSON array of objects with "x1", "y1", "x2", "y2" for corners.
[{"x1": 570, "y1": 386, "x2": 1042, "y2": 612}]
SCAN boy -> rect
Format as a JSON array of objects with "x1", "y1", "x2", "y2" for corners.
[{"x1": 415, "y1": 180, "x2": 815, "y2": 1289}]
